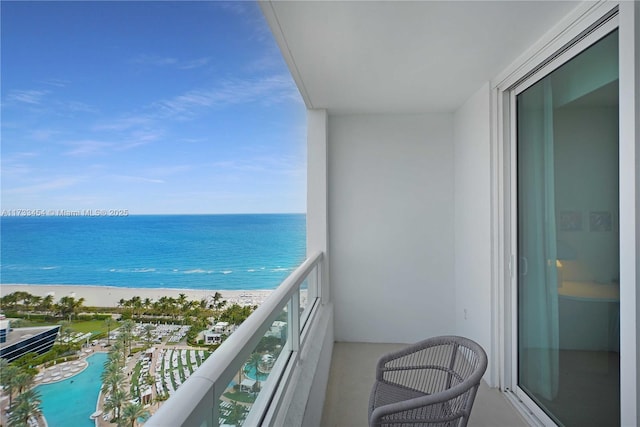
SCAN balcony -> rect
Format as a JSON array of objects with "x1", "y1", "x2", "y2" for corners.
[
  {"x1": 146, "y1": 253, "x2": 524, "y2": 427},
  {"x1": 322, "y1": 342, "x2": 526, "y2": 427},
  {"x1": 143, "y1": 2, "x2": 640, "y2": 425}
]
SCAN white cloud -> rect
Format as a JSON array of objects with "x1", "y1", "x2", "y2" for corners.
[
  {"x1": 132, "y1": 54, "x2": 211, "y2": 70},
  {"x1": 92, "y1": 116, "x2": 154, "y2": 132},
  {"x1": 64, "y1": 130, "x2": 161, "y2": 156},
  {"x1": 118, "y1": 130, "x2": 163, "y2": 150},
  {"x1": 111, "y1": 175, "x2": 165, "y2": 184},
  {"x1": 153, "y1": 74, "x2": 299, "y2": 118},
  {"x1": 3, "y1": 177, "x2": 79, "y2": 194},
  {"x1": 55, "y1": 100, "x2": 98, "y2": 114},
  {"x1": 30, "y1": 129, "x2": 59, "y2": 141},
  {"x1": 179, "y1": 57, "x2": 211, "y2": 70},
  {"x1": 145, "y1": 165, "x2": 194, "y2": 176},
  {"x1": 132, "y1": 54, "x2": 179, "y2": 66},
  {"x1": 40, "y1": 78, "x2": 69, "y2": 88},
  {"x1": 64, "y1": 140, "x2": 113, "y2": 157},
  {"x1": 7, "y1": 89, "x2": 49, "y2": 105},
  {"x1": 211, "y1": 154, "x2": 305, "y2": 177},
  {"x1": 216, "y1": 2, "x2": 250, "y2": 16}
]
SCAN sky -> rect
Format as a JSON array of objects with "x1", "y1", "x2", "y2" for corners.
[{"x1": 1, "y1": 1, "x2": 307, "y2": 215}]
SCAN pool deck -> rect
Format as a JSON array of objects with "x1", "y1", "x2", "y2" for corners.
[
  {"x1": 0, "y1": 348, "x2": 104, "y2": 427},
  {"x1": 34, "y1": 357, "x2": 90, "y2": 385},
  {"x1": 3, "y1": 342, "x2": 217, "y2": 427}
]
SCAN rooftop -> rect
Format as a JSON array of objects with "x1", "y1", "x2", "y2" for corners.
[{"x1": 0, "y1": 324, "x2": 60, "y2": 349}]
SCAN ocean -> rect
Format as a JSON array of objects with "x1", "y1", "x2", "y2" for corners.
[{"x1": 0, "y1": 214, "x2": 306, "y2": 290}]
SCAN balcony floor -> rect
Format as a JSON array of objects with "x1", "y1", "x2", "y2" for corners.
[{"x1": 321, "y1": 342, "x2": 528, "y2": 427}]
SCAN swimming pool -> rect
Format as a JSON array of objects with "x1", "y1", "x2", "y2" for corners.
[
  {"x1": 244, "y1": 363, "x2": 269, "y2": 381},
  {"x1": 36, "y1": 352, "x2": 107, "y2": 427}
]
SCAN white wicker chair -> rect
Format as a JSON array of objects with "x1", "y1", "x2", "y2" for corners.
[{"x1": 369, "y1": 336, "x2": 488, "y2": 427}]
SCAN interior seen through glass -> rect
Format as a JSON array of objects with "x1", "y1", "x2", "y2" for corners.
[{"x1": 517, "y1": 29, "x2": 619, "y2": 427}]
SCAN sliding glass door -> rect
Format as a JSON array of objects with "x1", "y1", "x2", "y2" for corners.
[{"x1": 516, "y1": 29, "x2": 619, "y2": 426}]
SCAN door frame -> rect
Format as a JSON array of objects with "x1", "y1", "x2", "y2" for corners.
[{"x1": 489, "y1": 1, "x2": 639, "y2": 424}]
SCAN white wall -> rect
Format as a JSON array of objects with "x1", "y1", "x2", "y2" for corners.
[
  {"x1": 328, "y1": 114, "x2": 455, "y2": 343},
  {"x1": 452, "y1": 83, "x2": 494, "y2": 383}
]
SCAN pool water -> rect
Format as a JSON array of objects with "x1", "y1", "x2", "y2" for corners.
[
  {"x1": 244, "y1": 364, "x2": 269, "y2": 381},
  {"x1": 36, "y1": 352, "x2": 107, "y2": 427}
]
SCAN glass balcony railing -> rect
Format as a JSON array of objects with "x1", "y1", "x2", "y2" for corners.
[{"x1": 145, "y1": 251, "x2": 323, "y2": 427}]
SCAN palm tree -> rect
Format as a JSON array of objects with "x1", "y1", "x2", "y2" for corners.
[
  {"x1": 39, "y1": 294, "x2": 54, "y2": 313},
  {"x1": 120, "y1": 402, "x2": 150, "y2": 427},
  {"x1": 103, "y1": 387, "x2": 128, "y2": 421},
  {"x1": 247, "y1": 353, "x2": 263, "y2": 391},
  {"x1": 226, "y1": 400, "x2": 249, "y2": 427},
  {"x1": 24, "y1": 295, "x2": 41, "y2": 318},
  {"x1": 211, "y1": 291, "x2": 227, "y2": 319},
  {"x1": 166, "y1": 296, "x2": 178, "y2": 321},
  {"x1": 0, "y1": 363, "x2": 21, "y2": 407},
  {"x1": 8, "y1": 388, "x2": 42, "y2": 427},
  {"x1": 105, "y1": 317, "x2": 114, "y2": 346},
  {"x1": 57, "y1": 321, "x2": 74, "y2": 347},
  {"x1": 13, "y1": 371, "x2": 35, "y2": 394},
  {"x1": 73, "y1": 296, "x2": 85, "y2": 319},
  {"x1": 130, "y1": 296, "x2": 142, "y2": 320},
  {"x1": 101, "y1": 360, "x2": 126, "y2": 396},
  {"x1": 57, "y1": 295, "x2": 74, "y2": 320},
  {"x1": 120, "y1": 319, "x2": 136, "y2": 356},
  {"x1": 1, "y1": 292, "x2": 18, "y2": 309},
  {"x1": 177, "y1": 293, "x2": 188, "y2": 308},
  {"x1": 13, "y1": 291, "x2": 31, "y2": 308},
  {"x1": 0, "y1": 358, "x2": 8, "y2": 377},
  {"x1": 109, "y1": 339, "x2": 126, "y2": 366},
  {"x1": 143, "y1": 324, "x2": 155, "y2": 348},
  {"x1": 143, "y1": 297, "x2": 153, "y2": 315}
]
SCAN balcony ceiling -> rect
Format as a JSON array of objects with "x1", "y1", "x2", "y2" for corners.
[{"x1": 261, "y1": 1, "x2": 582, "y2": 114}]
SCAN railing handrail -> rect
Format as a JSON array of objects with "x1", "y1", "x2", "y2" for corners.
[{"x1": 146, "y1": 251, "x2": 323, "y2": 426}]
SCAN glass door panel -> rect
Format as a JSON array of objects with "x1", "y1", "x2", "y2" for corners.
[{"x1": 517, "y1": 29, "x2": 619, "y2": 426}]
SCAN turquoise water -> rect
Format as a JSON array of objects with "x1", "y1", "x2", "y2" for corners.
[
  {"x1": 1, "y1": 214, "x2": 306, "y2": 290},
  {"x1": 36, "y1": 352, "x2": 107, "y2": 427},
  {"x1": 244, "y1": 364, "x2": 269, "y2": 381}
]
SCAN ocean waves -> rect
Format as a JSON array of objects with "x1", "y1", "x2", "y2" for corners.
[{"x1": 1, "y1": 214, "x2": 306, "y2": 291}]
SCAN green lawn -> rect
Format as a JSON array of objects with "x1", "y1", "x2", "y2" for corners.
[
  {"x1": 5, "y1": 319, "x2": 117, "y2": 336},
  {"x1": 223, "y1": 391, "x2": 256, "y2": 404},
  {"x1": 71, "y1": 319, "x2": 119, "y2": 335}
]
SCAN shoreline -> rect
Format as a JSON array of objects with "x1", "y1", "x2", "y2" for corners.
[{"x1": 0, "y1": 284, "x2": 274, "y2": 308}]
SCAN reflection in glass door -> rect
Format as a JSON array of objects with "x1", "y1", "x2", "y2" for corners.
[{"x1": 517, "y1": 30, "x2": 619, "y2": 426}]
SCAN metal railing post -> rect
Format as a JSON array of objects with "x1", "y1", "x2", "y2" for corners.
[{"x1": 288, "y1": 290, "x2": 300, "y2": 354}]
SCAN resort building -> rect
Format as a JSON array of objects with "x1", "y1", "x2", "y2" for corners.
[
  {"x1": 204, "y1": 331, "x2": 222, "y2": 345},
  {"x1": 0, "y1": 315, "x2": 8, "y2": 344},
  {"x1": 0, "y1": 316, "x2": 60, "y2": 363},
  {"x1": 147, "y1": 1, "x2": 639, "y2": 426},
  {"x1": 265, "y1": 321, "x2": 286, "y2": 339},
  {"x1": 213, "y1": 322, "x2": 231, "y2": 335}
]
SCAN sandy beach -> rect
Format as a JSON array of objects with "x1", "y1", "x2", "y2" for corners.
[{"x1": 0, "y1": 284, "x2": 273, "y2": 308}]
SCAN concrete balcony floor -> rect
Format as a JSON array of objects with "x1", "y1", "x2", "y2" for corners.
[{"x1": 322, "y1": 342, "x2": 528, "y2": 427}]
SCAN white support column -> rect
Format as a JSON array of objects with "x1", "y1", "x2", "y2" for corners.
[
  {"x1": 307, "y1": 109, "x2": 329, "y2": 304},
  {"x1": 619, "y1": 2, "x2": 640, "y2": 425},
  {"x1": 288, "y1": 290, "x2": 301, "y2": 354}
]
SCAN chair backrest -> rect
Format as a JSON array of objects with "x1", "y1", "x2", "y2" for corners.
[{"x1": 371, "y1": 335, "x2": 488, "y2": 427}]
